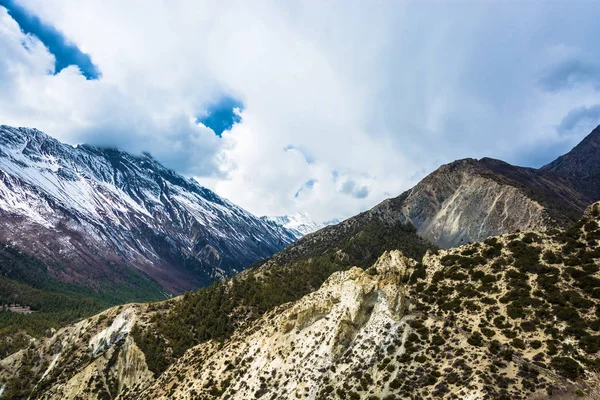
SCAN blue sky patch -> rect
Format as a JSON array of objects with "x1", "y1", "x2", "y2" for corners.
[
  {"x1": 1, "y1": 0, "x2": 101, "y2": 79},
  {"x1": 294, "y1": 179, "x2": 317, "y2": 198},
  {"x1": 197, "y1": 96, "x2": 244, "y2": 137}
]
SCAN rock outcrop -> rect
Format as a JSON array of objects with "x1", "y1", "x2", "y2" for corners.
[
  {"x1": 396, "y1": 158, "x2": 551, "y2": 247},
  {"x1": 139, "y1": 251, "x2": 416, "y2": 399},
  {"x1": 0, "y1": 303, "x2": 159, "y2": 399}
]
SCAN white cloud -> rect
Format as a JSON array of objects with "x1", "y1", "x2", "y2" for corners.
[{"x1": 2, "y1": 1, "x2": 600, "y2": 220}]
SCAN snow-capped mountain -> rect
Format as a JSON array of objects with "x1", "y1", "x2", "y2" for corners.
[
  {"x1": 0, "y1": 125, "x2": 296, "y2": 293},
  {"x1": 261, "y1": 211, "x2": 341, "y2": 239}
]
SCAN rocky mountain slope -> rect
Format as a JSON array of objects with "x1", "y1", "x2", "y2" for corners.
[
  {"x1": 138, "y1": 204, "x2": 600, "y2": 399},
  {"x1": 3, "y1": 202, "x2": 599, "y2": 399},
  {"x1": 261, "y1": 211, "x2": 340, "y2": 239},
  {"x1": 395, "y1": 156, "x2": 592, "y2": 248},
  {"x1": 0, "y1": 125, "x2": 296, "y2": 294}
]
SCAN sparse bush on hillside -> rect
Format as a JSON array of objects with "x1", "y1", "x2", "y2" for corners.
[
  {"x1": 508, "y1": 240, "x2": 542, "y2": 273},
  {"x1": 467, "y1": 331, "x2": 484, "y2": 346},
  {"x1": 550, "y1": 357, "x2": 584, "y2": 381},
  {"x1": 542, "y1": 250, "x2": 562, "y2": 265},
  {"x1": 409, "y1": 263, "x2": 427, "y2": 284}
]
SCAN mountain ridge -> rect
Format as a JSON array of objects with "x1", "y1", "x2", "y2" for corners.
[
  {"x1": 2, "y1": 125, "x2": 600, "y2": 399},
  {"x1": 280, "y1": 124, "x2": 600, "y2": 256},
  {"x1": 0, "y1": 125, "x2": 297, "y2": 294},
  {"x1": 541, "y1": 125, "x2": 600, "y2": 179}
]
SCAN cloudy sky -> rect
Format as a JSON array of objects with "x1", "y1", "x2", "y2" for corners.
[{"x1": 1, "y1": 0, "x2": 600, "y2": 221}]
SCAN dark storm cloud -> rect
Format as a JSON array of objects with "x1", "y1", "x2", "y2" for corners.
[
  {"x1": 341, "y1": 179, "x2": 369, "y2": 199},
  {"x1": 538, "y1": 57, "x2": 600, "y2": 93},
  {"x1": 557, "y1": 105, "x2": 600, "y2": 136}
]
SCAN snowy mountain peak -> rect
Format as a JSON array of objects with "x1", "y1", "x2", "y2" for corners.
[
  {"x1": 261, "y1": 210, "x2": 341, "y2": 239},
  {"x1": 0, "y1": 125, "x2": 297, "y2": 293}
]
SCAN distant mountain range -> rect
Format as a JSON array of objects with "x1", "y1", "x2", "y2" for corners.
[
  {"x1": 261, "y1": 211, "x2": 341, "y2": 239},
  {"x1": 397, "y1": 126, "x2": 600, "y2": 247},
  {"x1": 0, "y1": 126, "x2": 297, "y2": 295}
]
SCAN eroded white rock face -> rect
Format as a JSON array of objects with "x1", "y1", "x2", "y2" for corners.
[
  {"x1": 89, "y1": 307, "x2": 137, "y2": 356},
  {"x1": 0, "y1": 304, "x2": 155, "y2": 400},
  {"x1": 51, "y1": 335, "x2": 153, "y2": 400},
  {"x1": 141, "y1": 251, "x2": 415, "y2": 399},
  {"x1": 399, "y1": 160, "x2": 551, "y2": 248}
]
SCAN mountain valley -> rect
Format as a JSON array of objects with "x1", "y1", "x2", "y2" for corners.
[
  {"x1": 2, "y1": 201, "x2": 599, "y2": 399},
  {"x1": 1, "y1": 125, "x2": 600, "y2": 399}
]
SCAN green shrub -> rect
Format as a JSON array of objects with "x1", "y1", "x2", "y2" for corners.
[
  {"x1": 489, "y1": 340, "x2": 501, "y2": 354},
  {"x1": 546, "y1": 341, "x2": 558, "y2": 356},
  {"x1": 481, "y1": 327, "x2": 496, "y2": 338},
  {"x1": 520, "y1": 321, "x2": 536, "y2": 332},
  {"x1": 522, "y1": 233, "x2": 541, "y2": 244},
  {"x1": 431, "y1": 335, "x2": 445, "y2": 346},
  {"x1": 502, "y1": 329, "x2": 518, "y2": 339},
  {"x1": 554, "y1": 306, "x2": 580, "y2": 322},
  {"x1": 584, "y1": 220, "x2": 599, "y2": 232},
  {"x1": 579, "y1": 335, "x2": 600, "y2": 354},
  {"x1": 507, "y1": 241, "x2": 541, "y2": 273},
  {"x1": 493, "y1": 316, "x2": 506, "y2": 328},
  {"x1": 409, "y1": 264, "x2": 427, "y2": 284},
  {"x1": 542, "y1": 250, "x2": 562, "y2": 265},
  {"x1": 507, "y1": 305, "x2": 526, "y2": 319},
  {"x1": 468, "y1": 331, "x2": 484, "y2": 346},
  {"x1": 550, "y1": 357, "x2": 583, "y2": 380}
]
